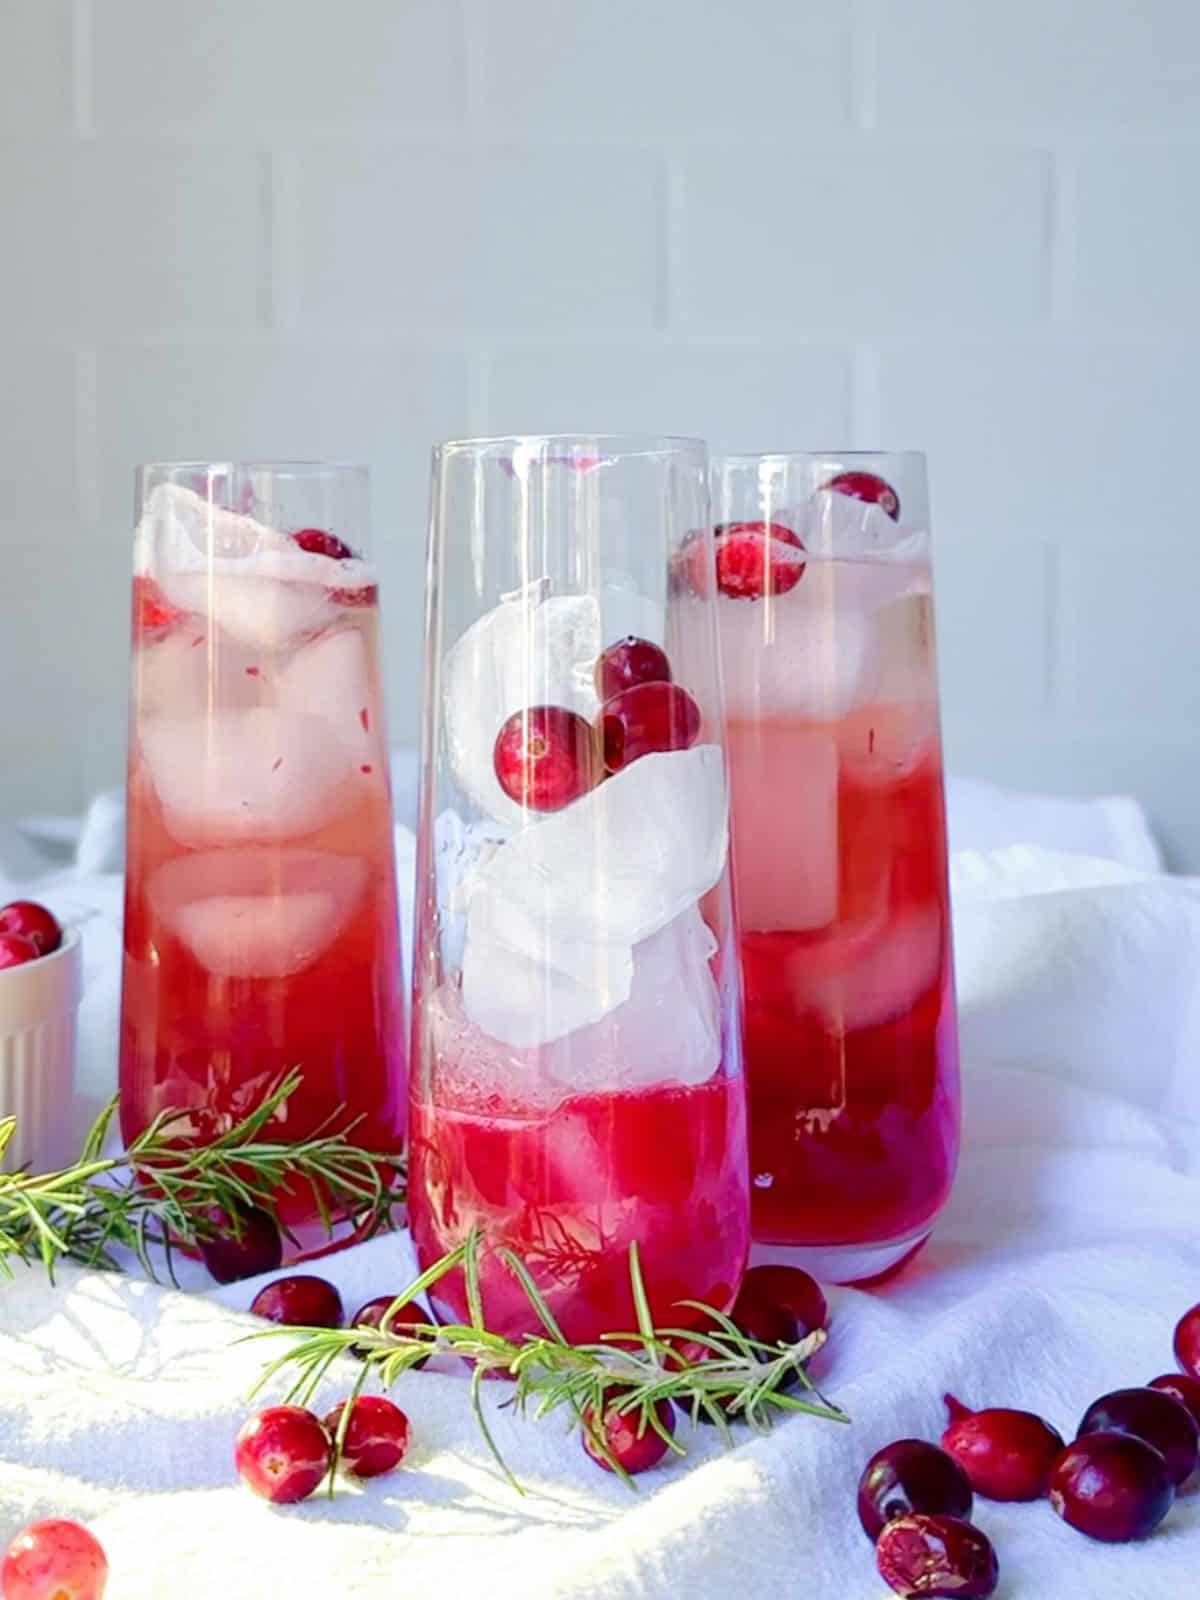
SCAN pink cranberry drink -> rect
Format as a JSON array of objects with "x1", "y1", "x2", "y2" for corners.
[
  {"x1": 706, "y1": 453, "x2": 959, "y2": 1283},
  {"x1": 409, "y1": 436, "x2": 748, "y2": 1342},
  {"x1": 119, "y1": 466, "x2": 405, "y2": 1244}
]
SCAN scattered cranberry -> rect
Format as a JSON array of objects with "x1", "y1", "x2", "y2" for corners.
[
  {"x1": 0, "y1": 901, "x2": 62, "y2": 957},
  {"x1": 293, "y1": 528, "x2": 355, "y2": 561},
  {"x1": 234, "y1": 1404, "x2": 332, "y2": 1503},
  {"x1": 1049, "y1": 1431, "x2": 1174, "y2": 1542},
  {"x1": 710, "y1": 525, "x2": 807, "y2": 600},
  {"x1": 594, "y1": 636, "x2": 672, "y2": 700},
  {"x1": 857, "y1": 1440, "x2": 973, "y2": 1541},
  {"x1": 735, "y1": 1264, "x2": 828, "y2": 1339},
  {"x1": 350, "y1": 1296, "x2": 431, "y2": 1367},
  {"x1": 1175, "y1": 1302, "x2": 1200, "y2": 1378},
  {"x1": 250, "y1": 1275, "x2": 343, "y2": 1329},
  {"x1": 1, "y1": 1518, "x2": 108, "y2": 1600},
  {"x1": 875, "y1": 1513, "x2": 998, "y2": 1599},
  {"x1": 0, "y1": 933, "x2": 37, "y2": 971},
  {"x1": 601, "y1": 682, "x2": 701, "y2": 773},
  {"x1": 823, "y1": 469, "x2": 901, "y2": 520},
  {"x1": 131, "y1": 573, "x2": 183, "y2": 634},
  {"x1": 940, "y1": 1393, "x2": 1064, "y2": 1501},
  {"x1": 197, "y1": 1204, "x2": 283, "y2": 1284},
  {"x1": 323, "y1": 1395, "x2": 411, "y2": 1477},
  {"x1": 1149, "y1": 1372, "x2": 1200, "y2": 1429},
  {"x1": 493, "y1": 705, "x2": 600, "y2": 811},
  {"x1": 1077, "y1": 1386, "x2": 1199, "y2": 1487},
  {"x1": 582, "y1": 1393, "x2": 675, "y2": 1475}
]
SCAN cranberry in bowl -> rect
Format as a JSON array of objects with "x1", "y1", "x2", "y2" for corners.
[{"x1": 0, "y1": 901, "x2": 81, "y2": 1173}]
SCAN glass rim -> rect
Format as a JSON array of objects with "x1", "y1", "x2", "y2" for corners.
[
  {"x1": 136, "y1": 459, "x2": 370, "y2": 477},
  {"x1": 432, "y1": 432, "x2": 708, "y2": 461},
  {"x1": 714, "y1": 449, "x2": 926, "y2": 467}
]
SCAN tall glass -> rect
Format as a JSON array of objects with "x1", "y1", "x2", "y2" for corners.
[
  {"x1": 410, "y1": 435, "x2": 748, "y2": 1342},
  {"x1": 706, "y1": 452, "x2": 958, "y2": 1283},
  {"x1": 119, "y1": 463, "x2": 406, "y2": 1248}
]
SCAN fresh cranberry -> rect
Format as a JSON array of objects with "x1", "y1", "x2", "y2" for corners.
[
  {"x1": 601, "y1": 682, "x2": 701, "y2": 773},
  {"x1": 293, "y1": 528, "x2": 355, "y2": 561},
  {"x1": 1175, "y1": 1302, "x2": 1200, "y2": 1378},
  {"x1": 250, "y1": 1275, "x2": 343, "y2": 1329},
  {"x1": 822, "y1": 469, "x2": 901, "y2": 520},
  {"x1": 694, "y1": 1273, "x2": 809, "y2": 1424},
  {"x1": 350, "y1": 1296, "x2": 430, "y2": 1367},
  {"x1": 131, "y1": 573, "x2": 183, "y2": 634},
  {"x1": 234, "y1": 1404, "x2": 332, "y2": 1503},
  {"x1": 857, "y1": 1440, "x2": 973, "y2": 1541},
  {"x1": 1077, "y1": 1386, "x2": 1199, "y2": 1486},
  {"x1": 1149, "y1": 1372, "x2": 1200, "y2": 1429},
  {"x1": 735, "y1": 1264, "x2": 828, "y2": 1338},
  {"x1": 582, "y1": 1393, "x2": 675, "y2": 1475},
  {"x1": 0, "y1": 900, "x2": 63, "y2": 957},
  {"x1": 197, "y1": 1204, "x2": 283, "y2": 1284},
  {"x1": 1, "y1": 1519, "x2": 108, "y2": 1600},
  {"x1": 940, "y1": 1393, "x2": 1064, "y2": 1501},
  {"x1": 493, "y1": 705, "x2": 600, "y2": 811},
  {"x1": 711, "y1": 526, "x2": 806, "y2": 600},
  {"x1": 323, "y1": 1395, "x2": 411, "y2": 1477},
  {"x1": 875, "y1": 1514, "x2": 998, "y2": 1599},
  {"x1": 1049, "y1": 1431, "x2": 1174, "y2": 1541},
  {"x1": 0, "y1": 933, "x2": 37, "y2": 971},
  {"x1": 594, "y1": 636, "x2": 672, "y2": 700}
]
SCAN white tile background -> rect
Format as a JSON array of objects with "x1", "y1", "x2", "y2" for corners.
[{"x1": 2, "y1": 0, "x2": 1198, "y2": 863}]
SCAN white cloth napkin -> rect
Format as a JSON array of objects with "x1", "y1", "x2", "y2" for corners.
[{"x1": 3, "y1": 792, "x2": 1199, "y2": 1598}]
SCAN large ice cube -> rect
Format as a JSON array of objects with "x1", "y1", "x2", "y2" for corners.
[
  {"x1": 149, "y1": 849, "x2": 367, "y2": 978},
  {"x1": 460, "y1": 744, "x2": 728, "y2": 1043},
  {"x1": 278, "y1": 626, "x2": 377, "y2": 762},
  {"x1": 161, "y1": 571, "x2": 334, "y2": 652},
  {"x1": 796, "y1": 490, "x2": 927, "y2": 562},
  {"x1": 140, "y1": 708, "x2": 354, "y2": 847},
  {"x1": 786, "y1": 900, "x2": 945, "y2": 1031},
  {"x1": 728, "y1": 726, "x2": 838, "y2": 932}
]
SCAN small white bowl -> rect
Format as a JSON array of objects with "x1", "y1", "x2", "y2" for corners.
[{"x1": 0, "y1": 926, "x2": 83, "y2": 1174}]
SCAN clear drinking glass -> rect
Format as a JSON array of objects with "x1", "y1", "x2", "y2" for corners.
[
  {"x1": 410, "y1": 434, "x2": 748, "y2": 1342},
  {"x1": 119, "y1": 463, "x2": 406, "y2": 1249},
  {"x1": 706, "y1": 452, "x2": 959, "y2": 1283}
]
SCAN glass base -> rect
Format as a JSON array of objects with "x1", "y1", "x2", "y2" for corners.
[{"x1": 749, "y1": 1228, "x2": 931, "y2": 1287}]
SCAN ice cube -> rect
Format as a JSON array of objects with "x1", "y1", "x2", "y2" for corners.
[
  {"x1": 140, "y1": 707, "x2": 354, "y2": 847},
  {"x1": 278, "y1": 626, "x2": 377, "y2": 762},
  {"x1": 786, "y1": 899, "x2": 945, "y2": 1031},
  {"x1": 133, "y1": 627, "x2": 272, "y2": 720},
  {"x1": 149, "y1": 849, "x2": 367, "y2": 978},
  {"x1": 729, "y1": 727, "x2": 838, "y2": 932},
  {"x1": 161, "y1": 571, "x2": 334, "y2": 651},
  {"x1": 796, "y1": 490, "x2": 926, "y2": 562},
  {"x1": 136, "y1": 481, "x2": 281, "y2": 566}
]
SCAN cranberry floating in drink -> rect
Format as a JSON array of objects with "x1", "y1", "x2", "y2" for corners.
[
  {"x1": 409, "y1": 436, "x2": 748, "y2": 1344},
  {"x1": 702, "y1": 452, "x2": 959, "y2": 1282},
  {"x1": 118, "y1": 465, "x2": 406, "y2": 1252}
]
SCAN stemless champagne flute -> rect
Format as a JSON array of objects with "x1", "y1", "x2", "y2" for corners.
[
  {"x1": 705, "y1": 452, "x2": 959, "y2": 1283},
  {"x1": 409, "y1": 434, "x2": 748, "y2": 1342},
  {"x1": 119, "y1": 463, "x2": 406, "y2": 1250}
]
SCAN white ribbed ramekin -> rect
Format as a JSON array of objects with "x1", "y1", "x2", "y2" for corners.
[{"x1": 0, "y1": 926, "x2": 82, "y2": 1173}]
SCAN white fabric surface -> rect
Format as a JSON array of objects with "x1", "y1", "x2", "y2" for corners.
[{"x1": 2, "y1": 779, "x2": 1198, "y2": 1598}]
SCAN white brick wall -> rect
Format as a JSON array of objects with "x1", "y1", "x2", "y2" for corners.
[{"x1": 1, "y1": 1, "x2": 1198, "y2": 864}]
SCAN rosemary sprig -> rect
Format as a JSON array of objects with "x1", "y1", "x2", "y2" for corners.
[
  {"x1": 247, "y1": 1231, "x2": 849, "y2": 1489},
  {"x1": 0, "y1": 1071, "x2": 405, "y2": 1283}
]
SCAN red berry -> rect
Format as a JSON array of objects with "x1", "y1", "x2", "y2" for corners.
[
  {"x1": 939, "y1": 1393, "x2": 1064, "y2": 1501},
  {"x1": 600, "y1": 682, "x2": 701, "y2": 773},
  {"x1": 857, "y1": 1440, "x2": 973, "y2": 1541},
  {"x1": 1077, "y1": 1386, "x2": 1199, "y2": 1486},
  {"x1": 582, "y1": 1393, "x2": 675, "y2": 1475},
  {"x1": 197, "y1": 1204, "x2": 283, "y2": 1284},
  {"x1": 323, "y1": 1395, "x2": 411, "y2": 1477},
  {"x1": 875, "y1": 1513, "x2": 998, "y2": 1599},
  {"x1": 350, "y1": 1296, "x2": 431, "y2": 1367},
  {"x1": 735, "y1": 1264, "x2": 828, "y2": 1338},
  {"x1": 1149, "y1": 1372, "x2": 1200, "y2": 1428},
  {"x1": 711, "y1": 527, "x2": 806, "y2": 600},
  {"x1": 1049, "y1": 1431, "x2": 1174, "y2": 1542},
  {"x1": 0, "y1": 933, "x2": 37, "y2": 971},
  {"x1": 250, "y1": 1275, "x2": 343, "y2": 1329},
  {"x1": 1175, "y1": 1302, "x2": 1200, "y2": 1378},
  {"x1": 293, "y1": 527, "x2": 356, "y2": 560},
  {"x1": 493, "y1": 705, "x2": 600, "y2": 811},
  {"x1": 1, "y1": 1519, "x2": 108, "y2": 1600},
  {"x1": 715, "y1": 519, "x2": 804, "y2": 550},
  {"x1": 594, "y1": 636, "x2": 672, "y2": 700},
  {"x1": 0, "y1": 900, "x2": 62, "y2": 957},
  {"x1": 234, "y1": 1404, "x2": 332, "y2": 1503},
  {"x1": 132, "y1": 574, "x2": 183, "y2": 635},
  {"x1": 823, "y1": 469, "x2": 901, "y2": 520}
]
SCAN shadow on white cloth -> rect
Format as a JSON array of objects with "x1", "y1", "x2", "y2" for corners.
[{"x1": 1, "y1": 776, "x2": 1198, "y2": 1597}]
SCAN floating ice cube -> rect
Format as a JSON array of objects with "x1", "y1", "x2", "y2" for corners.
[
  {"x1": 149, "y1": 849, "x2": 367, "y2": 978},
  {"x1": 140, "y1": 707, "x2": 354, "y2": 847},
  {"x1": 787, "y1": 900, "x2": 945, "y2": 1032},
  {"x1": 796, "y1": 490, "x2": 926, "y2": 563},
  {"x1": 161, "y1": 571, "x2": 335, "y2": 652},
  {"x1": 729, "y1": 727, "x2": 838, "y2": 932},
  {"x1": 278, "y1": 626, "x2": 376, "y2": 761}
]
